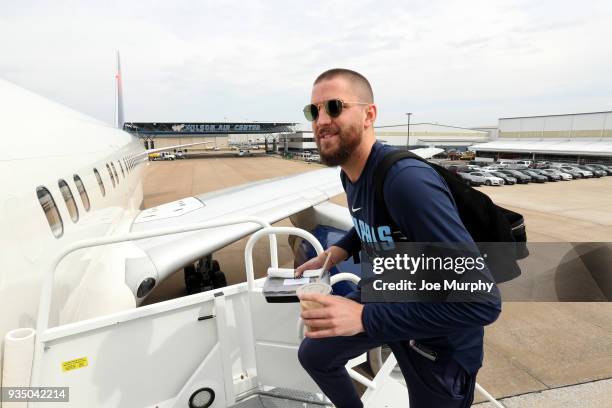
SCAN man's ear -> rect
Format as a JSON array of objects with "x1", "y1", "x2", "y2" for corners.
[{"x1": 364, "y1": 104, "x2": 377, "y2": 129}]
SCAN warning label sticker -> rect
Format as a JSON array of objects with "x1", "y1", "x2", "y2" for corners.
[{"x1": 62, "y1": 357, "x2": 88, "y2": 372}]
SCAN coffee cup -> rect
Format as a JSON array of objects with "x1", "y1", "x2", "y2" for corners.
[{"x1": 297, "y1": 282, "x2": 332, "y2": 332}]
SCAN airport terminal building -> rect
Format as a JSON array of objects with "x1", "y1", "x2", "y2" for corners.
[
  {"x1": 471, "y1": 111, "x2": 612, "y2": 164},
  {"x1": 124, "y1": 122, "x2": 298, "y2": 152}
]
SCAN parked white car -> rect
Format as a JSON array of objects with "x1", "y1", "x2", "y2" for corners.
[
  {"x1": 457, "y1": 172, "x2": 485, "y2": 186},
  {"x1": 305, "y1": 154, "x2": 321, "y2": 163},
  {"x1": 561, "y1": 166, "x2": 593, "y2": 178},
  {"x1": 470, "y1": 171, "x2": 505, "y2": 186}
]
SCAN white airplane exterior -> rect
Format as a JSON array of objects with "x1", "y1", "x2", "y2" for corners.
[{"x1": 0, "y1": 56, "x2": 449, "y2": 407}]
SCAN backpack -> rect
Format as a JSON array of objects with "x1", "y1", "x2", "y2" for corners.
[{"x1": 360, "y1": 149, "x2": 527, "y2": 283}]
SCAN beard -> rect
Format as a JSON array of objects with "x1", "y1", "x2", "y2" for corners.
[{"x1": 316, "y1": 123, "x2": 362, "y2": 167}]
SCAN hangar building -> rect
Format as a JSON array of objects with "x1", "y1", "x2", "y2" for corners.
[{"x1": 470, "y1": 111, "x2": 612, "y2": 164}]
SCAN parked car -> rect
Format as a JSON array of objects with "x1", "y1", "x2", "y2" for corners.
[
  {"x1": 497, "y1": 162, "x2": 529, "y2": 170},
  {"x1": 469, "y1": 171, "x2": 505, "y2": 186},
  {"x1": 561, "y1": 166, "x2": 592, "y2": 178},
  {"x1": 457, "y1": 172, "x2": 484, "y2": 186},
  {"x1": 578, "y1": 165, "x2": 606, "y2": 177},
  {"x1": 541, "y1": 168, "x2": 572, "y2": 180},
  {"x1": 484, "y1": 170, "x2": 516, "y2": 185},
  {"x1": 555, "y1": 166, "x2": 582, "y2": 179},
  {"x1": 498, "y1": 169, "x2": 530, "y2": 184},
  {"x1": 447, "y1": 165, "x2": 472, "y2": 174},
  {"x1": 305, "y1": 154, "x2": 321, "y2": 163},
  {"x1": 587, "y1": 164, "x2": 612, "y2": 175},
  {"x1": 518, "y1": 170, "x2": 547, "y2": 183},
  {"x1": 531, "y1": 161, "x2": 551, "y2": 169},
  {"x1": 530, "y1": 169, "x2": 561, "y2": 181}
]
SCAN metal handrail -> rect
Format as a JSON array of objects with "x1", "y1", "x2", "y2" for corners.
[
  {"x1": 244, "y1": 226, "x2": 324, "y2": 291},
  {"x1": 30, "y1": 216, "x2": 278, "y2": 389}
]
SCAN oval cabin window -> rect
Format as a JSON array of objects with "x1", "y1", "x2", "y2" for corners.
[
  {"x1": 106, "y1": 163, "x2": 116, "y2": 187},
  {"x1": 36, "y1": 186, "x2": 64, "y2": 238},
  {"x1": 73, "y1": 174, "x2": 91, "y2": 211},
  {"x1": 110, "y1": 162, "x2": 119, "y2": 183},
  {"x1": 58, "y1": 179, "x2": 79, "y2": 222},
  {"x1": 94, "y1": 168, "x2": 106, "y2": 196}
]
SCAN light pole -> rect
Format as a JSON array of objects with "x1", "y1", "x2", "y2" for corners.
[{"x1": 405, "y1": 112, "x2": 412, "y2": 150}]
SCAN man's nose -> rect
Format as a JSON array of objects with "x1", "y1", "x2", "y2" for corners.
[{"x1": 315, "y1": 106, "x2": 332, "y2": 126}]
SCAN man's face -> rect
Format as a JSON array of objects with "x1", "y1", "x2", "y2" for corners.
[{"x1": 311, "y1": 77, "x2": 366, "y2": 166}]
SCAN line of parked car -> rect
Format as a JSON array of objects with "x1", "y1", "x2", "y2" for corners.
[{"x1": 441, "y1": 160, "x2": 612, "y2": 187}]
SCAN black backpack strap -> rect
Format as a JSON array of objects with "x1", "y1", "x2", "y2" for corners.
[{"x1": 372, "y1": 149, "x2": 425, "y2": 240}]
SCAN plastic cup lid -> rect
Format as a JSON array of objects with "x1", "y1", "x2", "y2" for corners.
[{"x1": 297, "y1": 282, "x2": 332, "y2": 296}]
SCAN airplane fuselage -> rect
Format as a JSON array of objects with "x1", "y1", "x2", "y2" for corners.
[{"x1": 0, "y1": 79, "x2": 147, "y2": 380}]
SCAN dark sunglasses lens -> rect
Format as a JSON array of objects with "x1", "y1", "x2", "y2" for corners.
[
  {"x1": 303, "y1": 104, "x2": 318, "y2": 121},
  {"x1": 326, "y1": 99, "x2": 343, "y2": 117}
]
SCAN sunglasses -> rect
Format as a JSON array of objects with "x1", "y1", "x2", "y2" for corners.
[{"x1": 303, "y1": 99, "x2": 369, "y2": 122}]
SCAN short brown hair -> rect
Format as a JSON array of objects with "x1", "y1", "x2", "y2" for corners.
[{"x1": 314, "y1": 68, "x2": 374, "y2": 103}]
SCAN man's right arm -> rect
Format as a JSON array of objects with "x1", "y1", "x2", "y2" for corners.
[{"x1": 333, "y1": 226, "x2": 360, "y2": 261}]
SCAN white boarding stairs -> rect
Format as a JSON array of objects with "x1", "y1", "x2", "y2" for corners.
[{"x1": 25, "y1": 218, "x2": 502, "y2": 407}]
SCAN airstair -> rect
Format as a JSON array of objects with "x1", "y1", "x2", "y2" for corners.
[{"x1": 22, "y1": 218, "x2": 501, "y2": 407}]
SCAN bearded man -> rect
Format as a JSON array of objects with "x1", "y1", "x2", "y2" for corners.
[{"x1": 295, "y1": 68, "x2": 501, "y2": 408}]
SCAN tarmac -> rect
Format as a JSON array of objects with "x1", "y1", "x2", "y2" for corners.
[{"x1": 142, "y1": 154, "x2": 612, "y2": 407}]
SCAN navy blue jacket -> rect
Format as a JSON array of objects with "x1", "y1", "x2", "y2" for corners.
[{"x1": 335, "y1": 142, "x2": 501, "y2": 373}]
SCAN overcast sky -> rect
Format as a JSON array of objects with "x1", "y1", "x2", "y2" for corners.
[{"x1": 1, "y1": 0, "x2": 611, "y2": 127}]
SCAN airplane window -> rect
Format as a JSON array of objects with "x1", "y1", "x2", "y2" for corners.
[
  {"x1": 59, "y1": 179, "x2": 79, "y2": 223},
  {"x1": 118, "y1": 160, "x2": 125, "y2": 177},
  {"x1": 73, "y1": 174, "x2": 91, "y2": 211},
  {"x1": 94, "y1": 168, "x2": 106, "y2": 197},
  {"x1": 110, "y1": 162, "x2": 119, "y2": 183},
  {"x1": 106, "y1": 163, "x2": 116, "y2": 187},
  {"x1": 36, "y1": 186, "x2": 63, "y2": 238}
]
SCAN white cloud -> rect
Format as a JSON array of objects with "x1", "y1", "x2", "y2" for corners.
[{"x1": 1, "y1": 0, "x2": 611, "y2": 127}]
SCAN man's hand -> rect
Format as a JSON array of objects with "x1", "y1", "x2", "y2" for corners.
[
  {"x1": 299, "y1": 293, "x2": 365, "y2": 338},
  {"x1": 295, "y1": 246, "x2": 348, "y2": 277}
]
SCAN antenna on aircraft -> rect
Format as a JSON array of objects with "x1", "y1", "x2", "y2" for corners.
[{"x1": 114, "y1": 50, "x2": 125, "y2": 129}]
